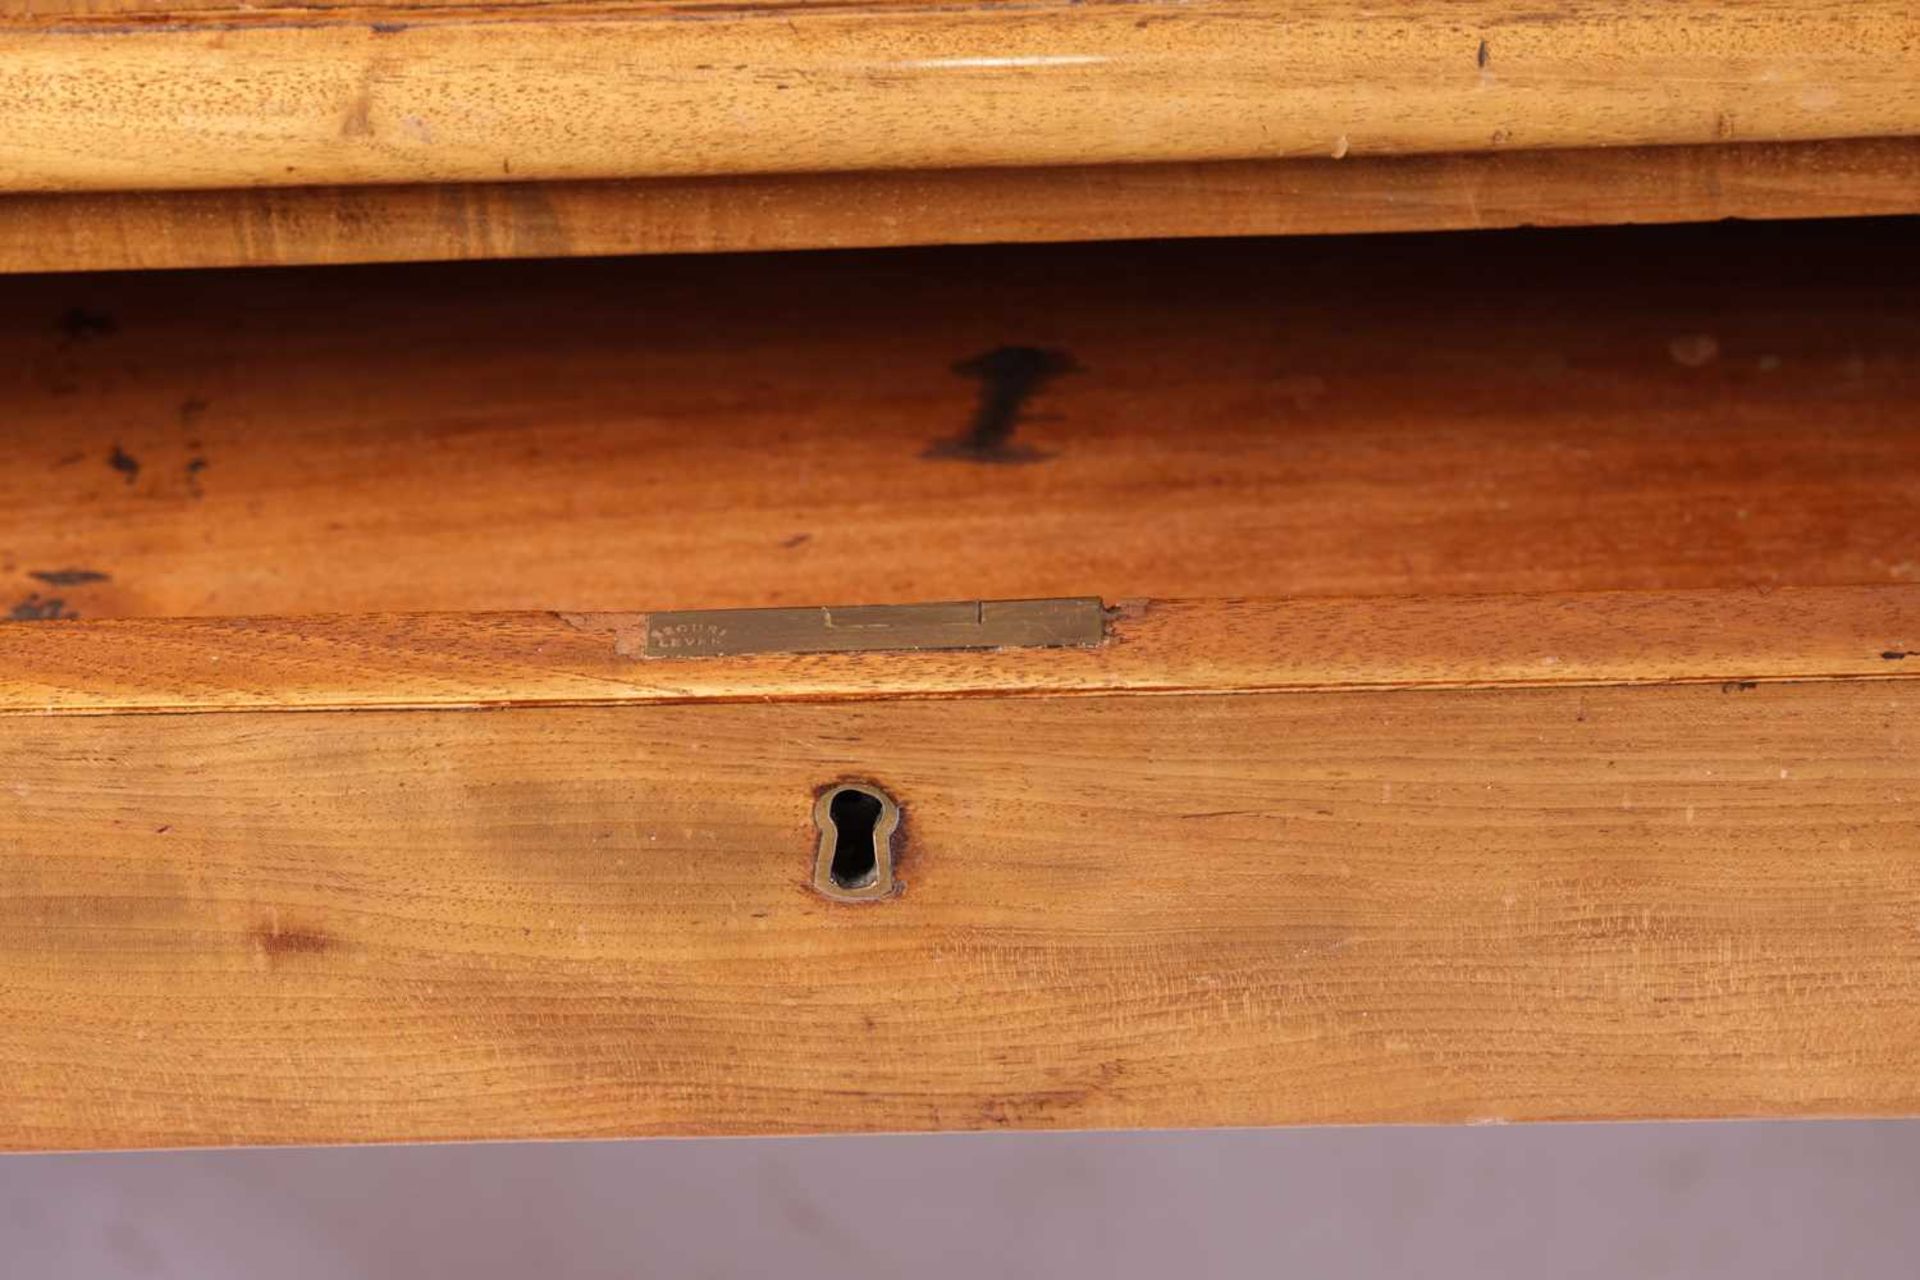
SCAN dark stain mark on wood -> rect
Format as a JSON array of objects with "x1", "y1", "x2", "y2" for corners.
[
  {"x1": 28, "y1": 569, "x2": 109, "y2": 587},
  {"x1": 186, "y1": 457, "x2": 210, "y2": 497},
  {"x1": 8, "y1": 593, "x2": 75, "y2": 621},
  {"x1": 1477, "y1": 39, "x2": 1490, "y2": 68},
  {"x1": 1720, "y1": 680, "x2": 1759, "y2": 693},
  {"x1": 179, "y1": 397, "x2": 209, "y2": 425},
  {"x1": 109, "y1": 445, "x2": 140, "y2": 484},
  {"x1": 925, "y1": 346, "x2": 1076, "y2": 465},
  {"x1": 58, "y1": 308, "x2": 116, "y2": 344},
  {"x1": 780, "y1": 533, "x2": 812, "y2": 549},
  {"x1": 155, "y1": 825, "x2": 171, "y2": 834},
  {"x1": 370, "y1": 21, "x2": 407, "y2": 33},
  {"x1": 253, "y1": 924, "x2": 333, "y2": 957},
  {"x1": 1884, "y1": 650, "x2": 1914, "y2": 660},
  {"x1": 51, "y1": 452, "x2": 85, "y2": 469}
]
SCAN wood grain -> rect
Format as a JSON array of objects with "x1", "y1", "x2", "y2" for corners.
[
  {"x1": 2, "y1": 222, "x2": 1916, "y2": 620},
  {"x1": 2, "y1": 676, "x2": 1917, "y2": 1150},
  {"x1": 5, "y1": 140, "x2": 1918, "y2": 273},
  {"x1": 2, "y1": 586, "x2": 1915, "y2": 715},
  {"x1": 2, "y1": 2, "x2": 1916, "y2": 192}
]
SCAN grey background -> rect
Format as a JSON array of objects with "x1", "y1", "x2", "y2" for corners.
[{"x1": 4, "y1": 1121, "x2": 1917, "y2": 1277}]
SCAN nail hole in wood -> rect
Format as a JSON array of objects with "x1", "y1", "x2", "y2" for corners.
[{"x1": 813, "y1": 782, "x2": 899, "y2": 900}]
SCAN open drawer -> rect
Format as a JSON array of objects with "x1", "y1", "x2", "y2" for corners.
[{"x1": 1, "y1": 217, "x2": 1916, "y2": 1150}]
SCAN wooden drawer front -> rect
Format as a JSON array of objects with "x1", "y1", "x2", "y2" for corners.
[{"x1": 2, "y1": 592, "x2": 1919, "y2": 1149}]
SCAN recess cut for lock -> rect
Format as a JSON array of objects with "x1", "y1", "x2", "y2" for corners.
[{"x1": 812, "y1": 782, "x2": 901, "y2": 901}]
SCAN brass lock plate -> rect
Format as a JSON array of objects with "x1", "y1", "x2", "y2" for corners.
[{"x1": 641, "y1": 596, "x2": 1105, "y2": 659}]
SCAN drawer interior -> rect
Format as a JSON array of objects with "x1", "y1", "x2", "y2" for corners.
[{"x1": 4, "y1": 216, "x2": 1913, "y2": 622}]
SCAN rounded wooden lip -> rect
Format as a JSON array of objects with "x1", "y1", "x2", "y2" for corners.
[
  {"x1": 3, "y1": 1, "x2": 1915, "y2": 193},
  {"x1": 3, "y1": 142, "x2": 1915, "y2": 272}
]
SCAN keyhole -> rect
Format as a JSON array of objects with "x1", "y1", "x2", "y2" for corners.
[
  {"x1": 828, "y1": 789, "x2": 882, "y2": 888},
  {"x1": 813, "y1": 782, "x2": 900, "y2": 900}
]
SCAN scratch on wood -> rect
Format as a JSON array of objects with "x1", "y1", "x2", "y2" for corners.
[
  {"x1": 252, "y1": 921, "x2": 333, "y2": 958},
  {"x1": 340, "y1": 84, "x2": 374, "y2": 139},
  {"x1": 558, "y1": 611, "x2": 650, "y2": 659}
]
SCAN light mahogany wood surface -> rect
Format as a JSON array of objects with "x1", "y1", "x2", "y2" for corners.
[
  {"x1": 2, "y1": 2, "x2": 1916, "y2": 193},
  {"x1": 1, "y1": 587, "x2": 1914, "y2": 715},
  {"x1": 3, "y1": 221, "x2": 1916, "y2": 621},
  {"x1": 3, "y1": 141, "x2": 1916, "y2": 273},
  {"x1": 1, "y1": 205, "x2": 1916, "y2": 1151},
  {"x1": 1, "y1": 675, "x2": 1917, "y2": 1149}
]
